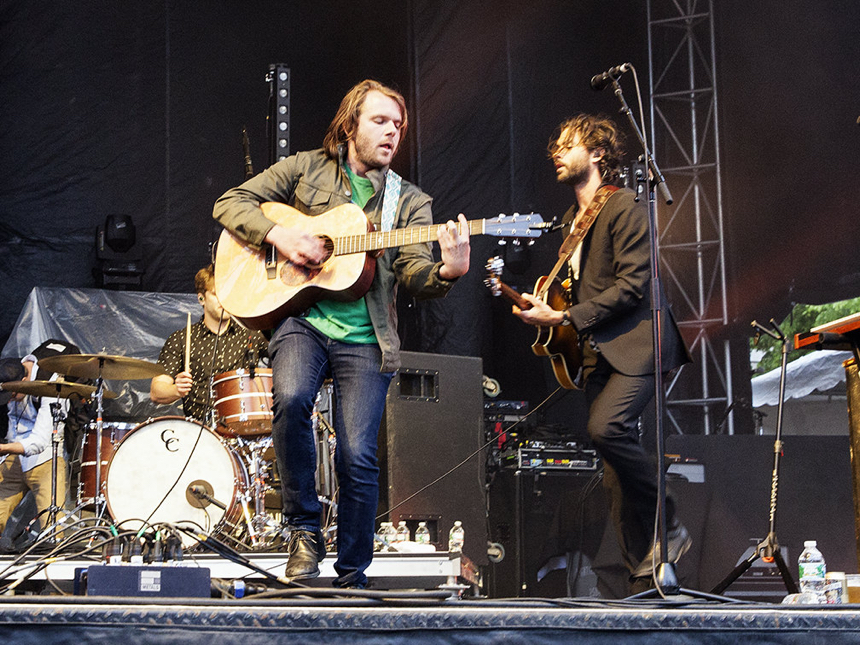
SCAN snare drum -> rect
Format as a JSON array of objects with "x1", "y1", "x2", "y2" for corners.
[
  {"x1": 213, "y1": 368, "x2": 273, "y2": 436},
  {"x1": 104, "y1": 416, "x2": 247, "y2": 544},
  {"x1": 78, "y1": 421, "x2": 136, "y2": 507}
]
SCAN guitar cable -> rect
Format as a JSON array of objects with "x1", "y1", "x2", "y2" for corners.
[{"x1": 378, "y1": 385, "x2": 566, "y2": 521}]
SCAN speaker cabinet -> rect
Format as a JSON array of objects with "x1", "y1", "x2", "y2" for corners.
[
  {"x1": 486, "y1": 468, "x2": 608, "y2": 598},
  {"x1": 378, "y1": 351, "x2": 487, "y2": 565},
  {"x1": 666, "y1": 434, "x2": 857, "y2": 600}
]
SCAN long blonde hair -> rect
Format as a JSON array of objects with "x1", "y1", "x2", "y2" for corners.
[{"x1": 322, "y1": 79, "x2": 408, "y2": 159}]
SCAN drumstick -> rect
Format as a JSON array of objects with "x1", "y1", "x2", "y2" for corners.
[{"x1": 185, "y1": 312, "x2": 191, "y2": 374}]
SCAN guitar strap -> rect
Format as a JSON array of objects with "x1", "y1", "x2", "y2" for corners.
[
  {"x1": 380, "y1": 169, "x2": 402, "y2": 233},
  {"x1": 537, "y1": 184, "x2": 620, "y2": 298}
]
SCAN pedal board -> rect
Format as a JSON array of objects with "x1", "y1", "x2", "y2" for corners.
[
  {"x1": 85, "y1": 564, "x2": 211, "y2": 597},
  {"x1": 503, "y1": 440, "x2": 599, "y2": 472}
]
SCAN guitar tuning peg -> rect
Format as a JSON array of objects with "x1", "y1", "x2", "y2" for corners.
[{"x1": 497, "y1": 239, "x2": 507, "y2": 246}]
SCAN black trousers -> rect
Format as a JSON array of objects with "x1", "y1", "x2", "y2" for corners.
[{"x1": 582, "y1": 344, "x2": 676, "y2": 573}]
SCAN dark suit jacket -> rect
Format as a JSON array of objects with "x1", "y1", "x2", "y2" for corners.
[{"x1": 564, "y1": 188, "x2": 690, "y2": 376}]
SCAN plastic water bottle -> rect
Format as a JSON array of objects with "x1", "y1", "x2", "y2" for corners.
[
  {"x1": 375, "y1": 522, "x2": 393, "y2": 550},
  {"x1": 394, "y1": 520, "x2": 410, "y2": 543},
  {"x1": 382, "y1": 522, "x2": 397, "y2": 548},
  {"x1": 415, "y1": 521, "x2": 430, "y2": 544},
  {"x1": 448, "y1": 521, "x2": 465, "y2": 553},
  {"x1": 798, "y1": 540, "x2": 826, "y2": 602}
]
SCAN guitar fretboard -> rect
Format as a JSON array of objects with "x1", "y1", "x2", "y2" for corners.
[{"x1": 335, "y1": 218, "x2": 531, "y2": 255}]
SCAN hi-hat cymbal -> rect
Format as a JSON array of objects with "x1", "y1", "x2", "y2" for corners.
[
  {"x1": 0, "y1": 379, "x2": 118, "y2": 400},
  {"x1": 38, "y1": 353, "x2": 166, "y2": 380}
]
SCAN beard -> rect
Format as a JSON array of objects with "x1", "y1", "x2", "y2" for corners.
[
  {"x1": 352, "y1": 130, "x2": 396, "y2": 170},
  {"x1": 558, "y1": 162, "x2": 590, "y2": 187}
]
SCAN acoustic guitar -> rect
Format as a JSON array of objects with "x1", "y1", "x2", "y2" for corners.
[
  {"x1": 215, "y1": 202, "x2": 545, "y2": 330},
  {"x1": 485, "y1": 256, "x2": 582, "y2": 389}
]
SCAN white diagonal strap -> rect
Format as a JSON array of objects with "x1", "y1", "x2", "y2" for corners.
[{"x1": 380, "y1": 170, "x2": 402, "y2": 232}]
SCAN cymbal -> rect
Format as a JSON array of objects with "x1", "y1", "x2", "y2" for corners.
[
  {"x1": 0, "y1": 379, "x2": 118, "y2": 400},
  {"x1": 38, "y1": 353, "x2": 166, "y2": 380}
]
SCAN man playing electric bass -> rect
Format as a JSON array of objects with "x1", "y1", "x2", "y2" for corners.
[
  {"x1": 513, "y1": 114, "x2": 690, "y2": 593},
  {"x1": 213, "y1": 79, "x2": 470, "y2": 589}
]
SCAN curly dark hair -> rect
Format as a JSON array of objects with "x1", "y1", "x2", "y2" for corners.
[{"x1": 548, "y1": 113, "x2": 626, "y2": 183}]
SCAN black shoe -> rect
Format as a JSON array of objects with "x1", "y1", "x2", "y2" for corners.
[
  {"x1": 631, "y1": 523, "x2": 691, "y2": 579},
  {"x1": 284, "y1": 529, "x2": 326, "y2": 581}
]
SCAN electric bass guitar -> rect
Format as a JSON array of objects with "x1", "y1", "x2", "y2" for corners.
[
  {"x1": 215, "y1": 202, "x2": 545, "y2": 330},
  {"x1": 485, "y1": 256, "x2": 582, "y2": 389}
]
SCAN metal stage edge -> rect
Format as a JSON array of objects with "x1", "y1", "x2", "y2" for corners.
[{"x1": 1, "y1": 550, "x2": 481, "y2": 594}]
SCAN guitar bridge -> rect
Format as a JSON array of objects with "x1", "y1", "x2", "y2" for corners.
[{"x1": 264, "y1": 244, "x2": 277, "y2": 279}]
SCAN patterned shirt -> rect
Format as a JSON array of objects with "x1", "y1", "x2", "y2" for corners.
[{"x1": 156, "y1": 318, "x2": 268, "y2": 423}]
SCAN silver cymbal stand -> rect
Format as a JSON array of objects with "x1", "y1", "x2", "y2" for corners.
[
  {"x1": 90, "y1": 361, "x2": 110, "y2": 521},
  {"x1": 41, "y1": 401, "x2": 66, "y2": 542}
]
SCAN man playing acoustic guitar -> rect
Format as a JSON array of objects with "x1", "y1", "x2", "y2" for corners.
[
  {"x1": 513, "y1": 114, "x2": 690, "y2": 593},
  {"x1": 213, "y1": 80, "x2": 470, "y2": 589}
]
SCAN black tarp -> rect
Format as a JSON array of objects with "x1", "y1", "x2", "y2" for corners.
[{"x1": 2, "y1": 0, "x2": 858, "y2": 420}]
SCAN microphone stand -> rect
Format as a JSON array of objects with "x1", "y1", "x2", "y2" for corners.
[
  {"x1": 710, "y1": 320, "x2": 798, "y2": 596},
  {"x1": 606, "y1": 75, "x2": 689, "y2": 597}
]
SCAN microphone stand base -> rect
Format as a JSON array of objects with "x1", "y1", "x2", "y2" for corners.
[{"x1": 655, "y1": 562, "x2": 680, "y2": 595}]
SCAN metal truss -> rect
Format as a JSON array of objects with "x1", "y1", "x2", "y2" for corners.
[{"x1": 647, "y1": 0, "x2": 733, "y2": 434}]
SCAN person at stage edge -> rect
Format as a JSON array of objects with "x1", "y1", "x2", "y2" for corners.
[
  {"x1": 150, "y1": 265, "x2": 269, "y2": 425},
  {"x1": 0, "y1": 340, "x2": 84, "y2": 548},
  {"x1": 513, "y1": 113, "x2": 692, "y2": 592},
  {"x1": 213, "y1": 79, "x2": 471, "y2": 589}
]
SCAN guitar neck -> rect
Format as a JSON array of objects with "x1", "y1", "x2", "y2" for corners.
[
  {"x1": 336, "y1": 219, "x2": 489, "y2": 255},
  {"x1": 495, "y1": 281, "x2": 531, "y2": 310}
]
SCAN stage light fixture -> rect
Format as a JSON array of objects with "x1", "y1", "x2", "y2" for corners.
[
  {"x1": 94, "y1": 214, "x2": 144, "y2": 290},
  {"x1": 267, "y1": 64, "x2": 290, "y2": 164}
]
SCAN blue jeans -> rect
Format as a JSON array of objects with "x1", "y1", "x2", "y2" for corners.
[{"x1": 268, "y1": 317, "x2": 393, "y2": 587}]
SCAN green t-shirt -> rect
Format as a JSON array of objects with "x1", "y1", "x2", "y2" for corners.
[{"x1": 303, "y1": 164, "x2": 377, "y2": 344}]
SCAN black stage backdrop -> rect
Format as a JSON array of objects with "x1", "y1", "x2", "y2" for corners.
[{"x1": 1, "y1": 0, "x2": 858, "y2": 428}]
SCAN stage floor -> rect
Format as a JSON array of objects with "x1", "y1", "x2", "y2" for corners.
[
  {"x1": 2, "y1": 551, "x2": 860, "y2": 644},
  {"x1": 2, "y1": 594, "x2": 860, "y2": 645}
]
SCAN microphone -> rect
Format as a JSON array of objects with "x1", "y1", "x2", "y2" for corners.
[
  {"x1": 242, "y1": 126, "x2": 254, "y2": 180},
  {"x1": 187, "y1": 482, "x2": 227, "y2": 510},
  {"x1": 590, "y1": 63, "x2": 631, "y2": 91},
  {"x1": 246, "y1": 335, "x2": 256, "y2": 379}
]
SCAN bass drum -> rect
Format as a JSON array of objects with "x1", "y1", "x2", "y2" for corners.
[{"x1": 104, "y1": 417, "x2": 247, "y2": 544}]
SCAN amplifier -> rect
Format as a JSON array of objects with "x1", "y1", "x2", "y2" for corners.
[{"x1": 502, "y1": 441, "x2": 599, "y2": 471}]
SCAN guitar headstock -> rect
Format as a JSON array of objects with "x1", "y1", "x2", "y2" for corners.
[
  {"x1": 484, "y1": 256, "x2": 504, "y2": 297},
  {"x1": 484, "y1": 213, "x2": 545, "y2": 238}
]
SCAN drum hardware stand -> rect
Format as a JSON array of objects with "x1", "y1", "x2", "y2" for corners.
[
  {"x1": 234, "y1": 435, "x2": 283, "y2": 549},
  {"x1": 90, "y1": 368, "x2": 111, "y2": 521},
  {"x1": 313, "y1": 396, "x2": 337, "y2": 503},
  {"x1": 710, "y1": 319, "x2": 798, "y2": 596},
  {"x1": 45, "y1": 403, "x2": 65, "y2": 538},
  {"x1": 24, "y1": 402, "x2": 69, "y2": 545}
]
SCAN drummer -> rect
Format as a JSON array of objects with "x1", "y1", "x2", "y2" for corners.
[
  {"x1": 150, "y1": 265, "x2": 269, "y2": 425},
  {"x1": 0, "y1": 340, "x2": 83, "y2": 546}
]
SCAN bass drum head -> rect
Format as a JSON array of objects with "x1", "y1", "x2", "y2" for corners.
[{"x1": 104, "y1": 417, "x2": 245, "y2": 544}]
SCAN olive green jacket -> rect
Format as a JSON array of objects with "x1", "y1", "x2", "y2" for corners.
[{"x1": 212, "y1": 147, "x2": 457, "y2": 372}]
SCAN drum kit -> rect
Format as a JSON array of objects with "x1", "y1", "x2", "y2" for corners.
[{"x1": 0, "y1": 353, "x2": 337, "y2": 552}]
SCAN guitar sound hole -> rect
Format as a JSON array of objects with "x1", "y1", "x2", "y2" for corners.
[
  {"x1": 279, "y1": 236, "x2": 334, "y2": 286},
  {"x1": 304, "y1": 236, "x2": 334, "y2": 270}
]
